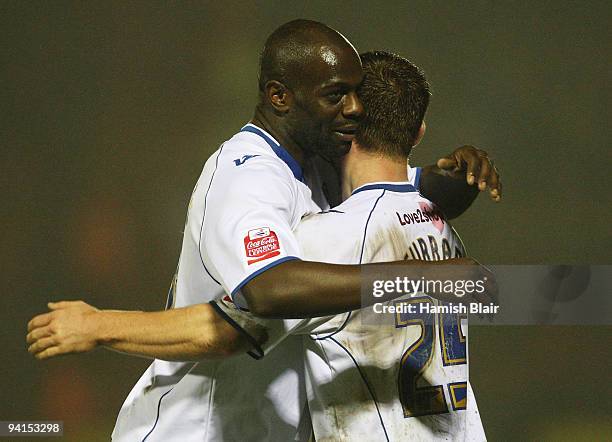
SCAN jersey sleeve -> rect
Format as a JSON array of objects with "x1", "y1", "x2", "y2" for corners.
[
  {"x1": 211, "y1": 298, "x2": 333, "y2": 359},
  {"x1": 201, "y1": 155, "x2": 303, "y2": 306}
]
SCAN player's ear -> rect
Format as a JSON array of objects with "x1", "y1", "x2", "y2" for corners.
[
  {"x1": 265, "y1": 80, "x2": 293, "y2": 113},
  {"x1": 413, "y1": 121, "x2": 426, "y2": 147}
]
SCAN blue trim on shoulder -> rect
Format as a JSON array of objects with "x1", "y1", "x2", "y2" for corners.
[
  {"x1": 240, "y1": 124, "x2": 304, "y2": 182},
  {"x1": 327, "y1": 337, "x2": 390, "y2": 442},
  {"x1": 352, "y1": 183, "x2": 417, "y2": 196},
  {"x1": 230, "y1": 256, "x2": 301, "y2": 302},
  {"x1": 413, "y1": 166, "x2": 422, "y2": 190},
  {"x1": 141, "y1": 388, "x2": 174, "y2": 441}
]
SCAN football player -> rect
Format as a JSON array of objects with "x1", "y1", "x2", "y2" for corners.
[
  {"x1": 28, "y1": 21, "x2": 497, "y2": 441},
  {"x1": 215, "y1": 51, "x2": 487, "y2": 441}
]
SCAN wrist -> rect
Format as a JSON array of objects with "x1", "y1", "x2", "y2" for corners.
[{"x1": 92, "y1": 310, "x2": 113, "y2": 345}]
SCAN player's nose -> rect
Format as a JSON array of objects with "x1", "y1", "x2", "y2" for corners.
[{"x1": 343, "y1": 91, "x2": 364, "y2": 120}]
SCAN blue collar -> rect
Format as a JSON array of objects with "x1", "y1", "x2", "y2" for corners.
[
  {"x1": 240, "y1": 124, "x2": 304, "y2": 182},
  {"x1": 351, "y1": 182, "x2": 418, "y2": 196}
]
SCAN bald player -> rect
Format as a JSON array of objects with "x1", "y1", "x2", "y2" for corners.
[{"x1": 27, "y1": 20, "x2": 499, "y2": 441}]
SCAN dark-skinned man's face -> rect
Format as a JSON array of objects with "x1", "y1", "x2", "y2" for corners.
[{"x1": 287, "y1": 44, "x2": 364, "y2": 162}]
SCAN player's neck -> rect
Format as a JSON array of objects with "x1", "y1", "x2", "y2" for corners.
[
  {"x1": 341, "y1": 145, "x2": 409, "y2": 200},
  {"x1": 250, "y1": 111, "x2": 306, "y2": 167}
]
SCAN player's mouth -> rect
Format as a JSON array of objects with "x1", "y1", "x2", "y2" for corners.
[{"x1": 333, "y1": 126, "x2": 357, "y2": 143}]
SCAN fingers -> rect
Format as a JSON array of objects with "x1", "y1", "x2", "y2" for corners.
[
  {"x1": 470, "y1": 151, "x2": 501, "y2": 200},
  {"x1": 459, "y1": 149, "x2": 480, "y2": 186},
  {"x1": 476, "y1": 156, "x2": 491, "y2": 191},
  {"x1": 33, "y1": 347, "x2": 64, "y2": 360},
  {"x1": 489, "y1": 172, "x2": 502, "y2": 201},
  {"x1": 439, "y1": 146, "x2": 480, "y2": 183},
  {"x1": 48, "y1": 301, "x2": 63, "y2": 310},
  {"x1": 28, "y1": 336, "x2": 59, "y2": 357},
  {"x1": 29, "y1": 301, "x2": 87, "y2": 331},
  {"x1": 444, "y1": 146, "x2": 502, "y2": 200},
  {"x1": 27, "y1": 325, "x2": 78, "y2": 360},
  {"x1": 26, "y1": 326, "x2": 52, "y2": 344},
  {"x1": 486, "y1": 168, "x2": 501, "y2": 201},
  {"x1": 27, "y1": 302, "x2": 98, "y2": 360},
  {"x1": 48, "y1": 300, "x2": 83, "y2": 310},
  {"x1": 27, "y1": 312, "x2": 53, "y2": 332},
  {"x1": 31, "y1": 344, "x2": 65, "y2": 360},
  {"x1": 478, "y1": 158, "x2": 501, "y2": 201},
  {"x1": 436, "y1": 156, "x2": 459, "y2": 171}
]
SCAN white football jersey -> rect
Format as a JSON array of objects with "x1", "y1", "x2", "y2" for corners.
[
  {"x1": 112, "y1": 123, "x2": 323, "y2": 442},
  {"x1": 214, "y1": 177, "x2": 486, "y2": 442},
  {"x1": 296, "y1": 182, "x2": 486, "y2": 441}
]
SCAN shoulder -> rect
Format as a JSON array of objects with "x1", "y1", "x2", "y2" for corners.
[
  {"x1": 299, "y1": 192, "x2": 383, "y2": 237},
  {"x1": 296, "y1": 211, "x2": 362, "y2": 263},
  {"x1": 217, "y1": 132, "x2": 292, "y2": 175},
  {"x1": 345, "y1": 187, "x2": 439, "y2": 262},
  {"x1": 207, "y1": 132, "x2": 297, "y2": 195},
  {"x1": 295, "y1": 191, "x2": 388, "y2": 264}
]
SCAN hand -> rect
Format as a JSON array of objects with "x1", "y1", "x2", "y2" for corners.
[
  {"x1": 27, "y1": 301, "x2": 100, "y2": 360},
  {"x1": 437, "y1": 145, "x2": 501, "y2": 201}
]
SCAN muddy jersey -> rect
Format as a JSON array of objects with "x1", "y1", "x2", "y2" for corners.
[{"x1": 297, "y1": 182, "x2": 486, "y2": 441}]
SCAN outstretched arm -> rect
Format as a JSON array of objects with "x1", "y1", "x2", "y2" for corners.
[
  {"x1": 27, "y1": 255, "x2": 497, "y2": 360},
  {"x1": 419, "y1": 145, "x2": 501, "y2": 219},
  {"x1": 27, "y1": 301, "x2": 258, "y2": 361},
  {"x1": 241, "y1": 257, "x2": 496, "y2": 318}
]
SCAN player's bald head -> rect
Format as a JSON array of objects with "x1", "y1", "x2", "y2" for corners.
[{"x1": 258, "y1": 19, "x2": 360, "y2": 92}]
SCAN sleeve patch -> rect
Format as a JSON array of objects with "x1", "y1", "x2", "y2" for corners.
[{"x1": 244, "y1": 227, "x2": 281, "y2": 265}]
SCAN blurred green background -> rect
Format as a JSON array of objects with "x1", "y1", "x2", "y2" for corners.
[{"x1": 2, "y1": 1, "x2": 610, "y2": 441}]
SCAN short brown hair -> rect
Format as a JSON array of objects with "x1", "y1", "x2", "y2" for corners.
[{"x1": 356, "y1": 51, "x2": 430, "y2": 159}]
